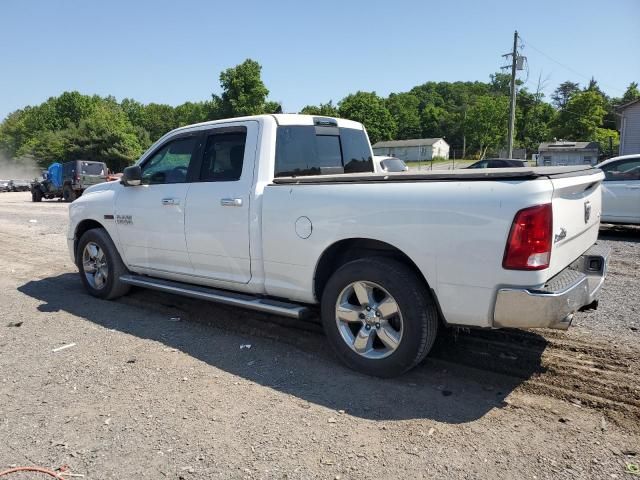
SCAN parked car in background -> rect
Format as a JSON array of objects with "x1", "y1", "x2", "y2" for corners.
[
  {"x1": 0, "y1": 180, "x2": 10, "y2": 192},
  {"x1": 374, "y1": 155, "x2": 409, "y2": 173},
  {"x1": 8, "y1": 179, "x2": 31, "y2": 192},
  {"x1": 467, "y1": 158, "x2": 527, "y2": 168},
  {"x1": 597, "y1": 154, "x2": 640, "y2": 224}
]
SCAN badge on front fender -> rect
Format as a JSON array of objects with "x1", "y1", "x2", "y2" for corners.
[{"x1": 115, "y1": 214, "x2": 133, "y2": 225}]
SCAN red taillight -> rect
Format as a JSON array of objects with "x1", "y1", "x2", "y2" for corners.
[{"x1": 503, "y1": 203, "x2": 552, "y2": 270}]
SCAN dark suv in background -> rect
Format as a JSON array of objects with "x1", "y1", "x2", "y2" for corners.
[
  {"x1": 467, "y1": 158, "x2": 527, "y2": 168},
  {"x1": 62, "y1": 160, "x2": 108, "y2": 201}
]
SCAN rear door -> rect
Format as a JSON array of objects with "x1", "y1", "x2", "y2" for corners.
[
  {"x1": 599, "y1": 157, "x2": 640, "y2": 223},
  {"x1": 114, "y1": 133, "x2": 201, "y2": 274},
  {"x1": 184, "y1": 121, "x2": 258, "y2": 283}
]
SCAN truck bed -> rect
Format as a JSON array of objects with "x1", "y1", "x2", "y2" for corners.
[{"x1": 272, "y1": 165, "x2": 602, "y2": 184}]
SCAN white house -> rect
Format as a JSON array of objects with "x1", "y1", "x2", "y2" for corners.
[
  {"x1": 372, "y1": 138, "x2": 449, "y2": 161},
  {"x1": 618, "y1": 98, "x2": 640, "y2": 155},
  {"x1": 537, "y1": 141, "x2": 599, "y2": 166}
]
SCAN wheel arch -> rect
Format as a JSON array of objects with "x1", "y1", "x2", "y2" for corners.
[
  {"x1": 314, "y1": 238, "x2": 448, "y2": 328},
  {"x1": 313, "y1": 238, "x2": 429, "y2": 301},
  {"x1": 73, "y1": 219, "x2": 106, "y2": 260}
]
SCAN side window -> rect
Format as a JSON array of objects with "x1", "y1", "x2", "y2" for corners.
[
  {"x1": 274, "y1": 126, "x2": 373, "y2": 177},
  {"x1": 340, "y1": 127, "x2": 373, "y2": 173},
  {"x1": 199, "y1": 131, "x2": 247, "y2": 182},
  {"x1": 601, "y1": 159, "x2": 640, "y2": 181},
  {"x1": 142, "y1": 137, "x2": 197, "y2": 185}
]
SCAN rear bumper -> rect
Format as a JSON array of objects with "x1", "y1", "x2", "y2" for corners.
[{"x1": 493, "y1": 243, "x2": 610, "y2": 330}]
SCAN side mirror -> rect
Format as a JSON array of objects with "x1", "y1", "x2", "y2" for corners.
[{"x1": 122, "y1": 165, "x2": 142, "y2": 186}]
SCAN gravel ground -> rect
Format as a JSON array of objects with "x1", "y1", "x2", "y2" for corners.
[{"x1": 0, "y1": 192, "x2": 638, "y2": 480}]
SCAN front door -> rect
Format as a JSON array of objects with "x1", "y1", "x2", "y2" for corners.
[
  {"x1": 115, "y1": 134, "x2": 201, "y2": 274},
  {"x1": 600, "y1": 157, "x2": 640, "y2": 223},
  {"x1": 184, "y1": 122, "x2": 257, "y2": 283}
]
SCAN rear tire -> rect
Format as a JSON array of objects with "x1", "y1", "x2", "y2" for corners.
[
  {"x1": 76, "y1": 228, "x2": 130, "y2": 300},
  {"x1": 63, "y1": 185, "x2": 76, "y2": 202},
  {"x1": 321, "y1": 257, "x2": 438, "y2": 378}
]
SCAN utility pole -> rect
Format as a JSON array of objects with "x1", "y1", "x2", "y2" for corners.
[
  {"x1": 462, "y1": 109, "x2": 467, "y2": 160},
  {"x1": 506, "y1": 30, "x2": 518, "y2": 159}
]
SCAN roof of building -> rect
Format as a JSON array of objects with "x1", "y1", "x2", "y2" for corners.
[
  {"x1": 372, "y1": 138, "x2": 445, "y2": 148},
  {"x1": 538, "y1": 141, "x2": 599, "y2": 152},
  {"x1": 616, "y1": 98, "x2": 640, "y2": 111}
]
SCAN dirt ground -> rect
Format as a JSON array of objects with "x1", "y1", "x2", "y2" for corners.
[{"x1": 0, "y1": 192, "x2": 638, "y2": 480}]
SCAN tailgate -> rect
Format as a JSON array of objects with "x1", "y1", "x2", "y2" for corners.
[{"x1": 548, "y1": 169, "x2": 604, "y2": 277}]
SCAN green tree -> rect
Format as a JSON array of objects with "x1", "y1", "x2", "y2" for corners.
[
  {"x1": 585, "y1": 77, "x2": 607, "y2": 99},
  {"x1": 553, "y1": 90, "x2": 606, "y2": 140},
  {"x1": 621, "y1": 82, "x2": 640, "y2": 104},
  {"x1": 121, "y1": 98, "x2": 146, "y2": 126},
  {"x1": 140, "y1": 103, "x2": 177, "y2": 141},
  {"x1": 385, "y1": 93, "x2": 421, "y2": 139},
  {"x1": 65, "y1": 102, "x2": 146, "y2": 171},
  {"x1": 465, "y1": 95, "x2": 509, "y2": 158},
  {"x1": 420, "y1": 104, "x2": 448, "y2": 138},
  {"x1": 300, "y1": 101, "x2": 339, "y2": 117},
  {"x1": 174, "y1": 101, "x2": 209, "y2": 126},
  {"x1": 216, "y1": 59, "x2": 270, "y2": 117},
  {"x1": 551, "y1": 81, "x2": 580, "y2": 109},
  {"x1": 489, "y1": 72, "x2": 522, "y2": 96},
  {"x1": 338, "y1": 91, "x2": 396, "y2": 144},
  {"x1": 0, "y1": 110, "x2": 29, "y2": 157},
  {"x1": 18, "y1": 129, "x2": 70, "y2": 167},
  {"x1": 263, "y1": 101, "x2": 283, "y2": 114},
  {"x1": 594, "y1": 128, "x2": 619, "y2": 155},
  {"x1": 54, "y1": 91, "x2": 98, "y2": 126},
  {"x1": 516, "y1": 89, "x2": 556, "y2": 152}
]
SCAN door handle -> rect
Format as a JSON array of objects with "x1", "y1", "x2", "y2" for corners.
[
  {"x1": 161, "y1": 198, "x2": 180, "y2": 206},
  {"x1": 220, "y1": 198, "x2": 243, "y2": 207}
]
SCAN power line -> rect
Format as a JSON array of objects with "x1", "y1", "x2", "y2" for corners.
[{"x1": 519, "y1": 36, "x2": 626, "y2": 95}]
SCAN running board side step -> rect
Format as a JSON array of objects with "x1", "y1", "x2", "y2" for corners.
[{"x1": 119, "y1": 274, "x2": 312, "y2": 320}]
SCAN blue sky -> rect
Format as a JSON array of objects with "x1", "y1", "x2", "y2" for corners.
[{"x1": 1, "y1": 0, "x2": 639, "y2": 120}]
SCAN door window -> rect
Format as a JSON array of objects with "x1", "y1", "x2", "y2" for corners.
[
  {"x1": 141, "y1": 137, "x2": 197, "y2": 185},
  {"x1": 199, "y1": 131, "x2": 247, "y2": 182},
  {"x1": 600, "y1": 158, "x2": 640, "y2": 181}
]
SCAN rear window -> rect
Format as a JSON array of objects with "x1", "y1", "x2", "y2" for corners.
[
  {"x1": 81, "y1": 162, "x2": 106, "y2": 175},
  {"x1": 275, "y1": 126, "x2": 373, "y2": 177}
]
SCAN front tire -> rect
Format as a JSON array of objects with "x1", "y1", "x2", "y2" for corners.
[
  {"x1": 321, "y1": 257, "x2": 439, "y2": 377},
  {"x1": 32, "y1": 189, "x2": 42, "y2": 202},
  {"x1": 76, "y1": 228, "x2": 130, "y2": 300}
]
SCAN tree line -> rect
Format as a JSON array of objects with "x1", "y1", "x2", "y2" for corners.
[{"x1": 1, "y1": 58, "x2": 638, "y2": 172}]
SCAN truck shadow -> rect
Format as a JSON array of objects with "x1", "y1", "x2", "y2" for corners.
[{"x1": 19, "y1": 273, "x2": 548, "y2": 424}]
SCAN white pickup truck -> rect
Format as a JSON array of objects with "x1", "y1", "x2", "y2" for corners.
[{"x1": 68, "y1": 114, "x2": 610, "y2": 377}]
